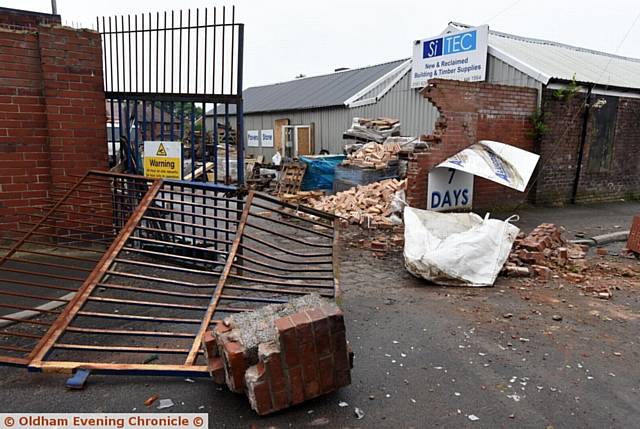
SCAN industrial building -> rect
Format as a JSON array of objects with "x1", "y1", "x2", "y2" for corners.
[{"x1": 205, "y1": 21, "x2": 640, "y2": 206}]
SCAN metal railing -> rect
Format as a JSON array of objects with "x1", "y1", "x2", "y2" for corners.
[
  {"x1": 98, "y1": 7, "x2": 244, "y2": 184},
  {"x1": 0, "y1": 172, "x2": 339, "y2": 376}
]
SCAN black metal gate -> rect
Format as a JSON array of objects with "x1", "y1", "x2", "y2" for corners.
[{"x1": 98, "y1": 7, "x2": 244, "y2": 184}]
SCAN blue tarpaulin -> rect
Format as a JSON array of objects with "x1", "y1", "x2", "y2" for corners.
[{"x1": 299, "y1": 155, "x2": 346, "y2": 191}]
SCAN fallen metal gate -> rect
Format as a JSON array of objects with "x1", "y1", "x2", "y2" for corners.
[
  {"x1": 0, "y1": 172, "x2": 338, "y2": 376},
  {"x1": 99, "y1": 7, "x2": 245, "y2": 184}
]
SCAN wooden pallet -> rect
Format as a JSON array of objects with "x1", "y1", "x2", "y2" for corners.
[{"x1": 276, "y1": 162, "x2": 307, "y2": 196}]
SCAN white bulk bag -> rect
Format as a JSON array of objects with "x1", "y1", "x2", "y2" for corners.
[{"x1": 403, "y1": 207, "x2": 519, "y2": 287}]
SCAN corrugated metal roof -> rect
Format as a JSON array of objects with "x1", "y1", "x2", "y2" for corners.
[
  {"x1": 210, "y1": 24, "x2": 640, "y2": 120},
  {"x1": 207, "y1": 59, "x2": 407, "y2": 115},
  {"x1": 450, "y1": 22, "x2": 640, "y2": 90}
]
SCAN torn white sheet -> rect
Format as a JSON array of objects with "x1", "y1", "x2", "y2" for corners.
[{"x1": 437, "y1": 140, "x2": 540, "y2": 192}]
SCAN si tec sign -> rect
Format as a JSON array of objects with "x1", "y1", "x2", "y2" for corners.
[
  {"x1": 411, "y1": 25, "x2": 488, "y2": 88},
  {"x1": 423, "y1": 29, "x2": 477, "y2": 58},
  {"x1": 427, "y1": 167, "x2": 473, "y2": 211}
]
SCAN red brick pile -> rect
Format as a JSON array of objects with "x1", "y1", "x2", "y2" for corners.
[
  {"x1": 202, "y1": 296, "x2": 353, "y2": 415},
  {"x1": 504, "y1": 223, "x2": 587, "y2": 280},
  {"x1": 309, "y1": 178, "x2": 405, "y2": 228}
]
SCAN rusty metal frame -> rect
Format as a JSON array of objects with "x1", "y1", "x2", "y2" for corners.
[
  {"x1": 0, "y1": 171, "x2": 154, "y2": 367},
  {"x1": 0, "y1": 171, "x2": 338, "y2": 377}
]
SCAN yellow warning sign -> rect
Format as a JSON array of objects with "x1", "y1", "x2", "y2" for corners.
[
  {"x1": 144, "y1": 141, "x2": 182, "y2": 179},
  {"x1": 156, "y1": 142, "x2": 168, "y2": 156}
]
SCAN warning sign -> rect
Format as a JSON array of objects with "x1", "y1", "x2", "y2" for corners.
[
  {"x1": 144, "y1": 141, "x2": 182, "y2": 179},
  {"x1": 156, "y1": 143, "x2": 168, "y2": 156}
]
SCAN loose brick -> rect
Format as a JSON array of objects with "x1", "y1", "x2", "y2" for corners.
[{"x1": 532, "y1": 264, "x2": 552, "y2": 281}]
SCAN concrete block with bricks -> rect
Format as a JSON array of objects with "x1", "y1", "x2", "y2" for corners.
[{"x1": 202, "y1": 294, "x2": 353, "y2": 415}]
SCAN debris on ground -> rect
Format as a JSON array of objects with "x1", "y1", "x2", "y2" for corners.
[
  {"x1": 201, "y1": 294, "x2": 353, "y2": 416},
  {"x1": 308, "y1": 178, "x2": 405, "y2": 228},
  {"x1": 354, "y1": 407, "x2": 365, "y2": 419},
  {"x1": 503, "y1": 223, "x2": 624, "y2": 297},
  {"x1": 65, "y1": 369, "x2": 91, "y2": 390},
  {"x1": 506, "y1": 223, "x2": 582, "y2": 275},
  {"x1": 144, "y1": 395, "x2": 159, "y2": 407},
  {"x1": 156, "y1": 399, "x2": 174, "y2": 410}
]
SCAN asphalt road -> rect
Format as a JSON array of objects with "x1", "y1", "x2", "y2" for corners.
[{"x1": 0, "y1": 201, "x2": 638, "y2": 428}]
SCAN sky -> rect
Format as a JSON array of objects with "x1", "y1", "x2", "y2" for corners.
[{"x1": 4, "y1": 0, "x2": 640, "y2": 89}]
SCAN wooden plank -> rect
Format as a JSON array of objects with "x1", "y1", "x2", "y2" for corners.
[
  {"x1": 297, "y1": 126, "x2": 312, "y2": 156},
  {"x1": 184, "y1": 162, "x2": 214, "y2": 181}
]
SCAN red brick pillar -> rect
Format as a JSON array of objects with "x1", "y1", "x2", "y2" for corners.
[
  {"x1": 38, "y1": 26, "x2": 108, "y2": 185},
  {"x1": 0, "y1": 29, "x2": 50, "y2": 229},
  {"x1": 0, "y1": 19, "x2": 108, "y2": 234},
  {"x1": 406, "y1": 152, "x2": 432, "y2": 208}
]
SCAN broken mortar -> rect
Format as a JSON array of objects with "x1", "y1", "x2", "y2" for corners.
[{"x1": 220, "y1": 293, "x2": 329, "y2": 364}]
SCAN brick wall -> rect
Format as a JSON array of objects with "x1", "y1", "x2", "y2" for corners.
[
  {"x1": 406, "y1": 79, "x2": 537, "y2": 210},
  {"x1": 0, "y1": 13, "x2": 107, "y2": 232},
  {"x1": 0, "y1": 8, "x2": 61, "y2": 30},
  {"x1": 534, "y1": 89, "x2": 640, "y2": 205}
]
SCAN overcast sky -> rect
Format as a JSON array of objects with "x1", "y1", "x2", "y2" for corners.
[{"x1": 5, "y1": 0, "x2": 640, "y2": 88}]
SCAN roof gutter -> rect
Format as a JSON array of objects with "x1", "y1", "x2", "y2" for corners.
[
  {"x1": 343, "y1": 60, "x2": 411, "y2": 108},
  {"x1": 547, "y1": 81, "x2": 640, "y2": 99}
]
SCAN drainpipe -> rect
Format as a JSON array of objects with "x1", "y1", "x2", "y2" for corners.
[{"x1": 570, "y1": 85, "x2": 593, "y2": 204}]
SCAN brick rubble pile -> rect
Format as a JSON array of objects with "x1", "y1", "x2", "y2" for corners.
[
  {"x1": 341, "y1": 141, "x2": 402, "y2": 169},
  {"x1": 309, "y1": 178, "x2": 405, "y2": 228},
  {"x1": 504, "y1": 223, "x2": 612, "y2": 298}
]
